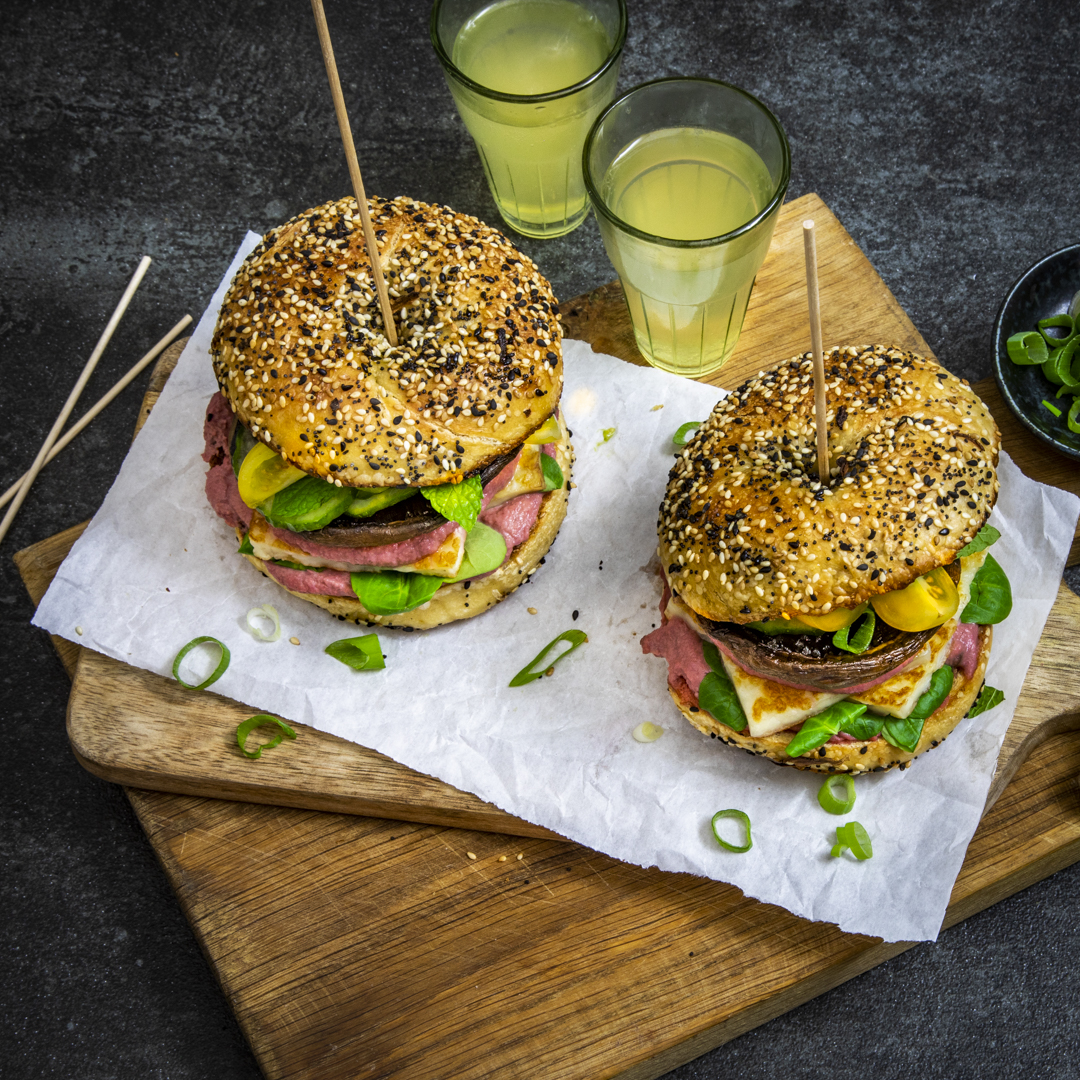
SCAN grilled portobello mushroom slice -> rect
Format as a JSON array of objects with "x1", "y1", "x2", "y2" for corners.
[
  {"x1": 694, "y1": 562, "x2": 961, "y2": 693},
  {"x1": 306, "y1": 450, "x2": 520, "y2": 549}
]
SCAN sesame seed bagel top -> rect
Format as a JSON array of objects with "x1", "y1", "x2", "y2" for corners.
[
  {"x1": 658, "y1": 345, "x2": 1001, "y2": 625},
  {"x1": 210, "y1": 195, "x2": 562, "y2": 488}
]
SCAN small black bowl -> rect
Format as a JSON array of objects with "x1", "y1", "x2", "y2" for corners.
[{"x1": 992, "y1": 243, "x2": 1080, "y2": 461}]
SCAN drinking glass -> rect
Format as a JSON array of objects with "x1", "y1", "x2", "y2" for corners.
[
  {"x1": 431, "y1": 0, "x2": 627, "y2": 238},
  {"x1": 583, "y1": 77, "x2": 790, "y2": 377}
]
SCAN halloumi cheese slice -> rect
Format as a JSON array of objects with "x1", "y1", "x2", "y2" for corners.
[
  {"x1": 248, "y1": 512, "x2": 467, "y2": 577},
  {"x1": 720, "y1": 654, "x2": 846, "y2": 738},
  {"x1": 849, "y1": 619, "x2": 956, "y2": 718},
  {"x1": 486, "y1": 444, "x2": 546, "y2": 508}
]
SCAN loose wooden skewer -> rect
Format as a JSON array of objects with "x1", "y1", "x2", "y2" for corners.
[
  {"x1": 310, "y1": 0, "x2": 398, "y2": 347},
  {"x1": 0, "y1": 313, "x2": 192, "y2": 513},
  {"x1": 802, "y1": 219, "x2": 830, "y2": 485},
  {"x1": 0, "y1": 255, "x2": 152, "y2": 546}
]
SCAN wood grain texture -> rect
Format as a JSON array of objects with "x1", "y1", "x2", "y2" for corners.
[{"x1": 118, "y1": 719, "x2": 1080, "y2": 1080}]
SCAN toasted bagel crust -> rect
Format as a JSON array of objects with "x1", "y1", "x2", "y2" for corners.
[
  {"x1": 211, "y1": 195, "x2": 562, "y2": 488},
  {"x1": 658, "y1": 346, "x2": 1000, "y2": 625},
  {"x1": 674, "y1": 625, "x2": 992, "y2": 773}
]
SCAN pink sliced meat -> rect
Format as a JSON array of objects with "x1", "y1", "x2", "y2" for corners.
[
  {"x1": 641, "y1": 616, "x2": 712, "y2": 699},
  {"x1": 946, "y1": 622, "x2": 980, "y2": 681},
  {"x1": 269, "y1": 518, "x2": 459, "y2": 566},
  {"x1": 202, "y1": 392, "x2": 251, "y2": 530},
  {"x1": 262, "y1": 561, "x2": 356, "y2": 597},
  {"x1": 480, "y1": 493, "x2": 542, "y2": 552}
]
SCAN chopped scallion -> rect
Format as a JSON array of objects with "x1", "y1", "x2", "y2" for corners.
[
  {"x1": 236, "y1": 714, "x2": 297, "y2": 759},
  {"x1": 172, "y1": 636, "x2": 230, "y2": 691},
  {"x1": 1043, "y1": 399, "x2": 1063, "y2": 417},
  {"x1": 509, "y1": 629, "x2": 588, "y2": 687},
  {"x1": 831, "y1": 821, "x2": 873, "y2": 860},
  {"x1": 817, "y1": 775, "x2": 856, "y2": 815},
  {"x1": 245, "y1": 604, "x2": 281, "y2": 642},
  {"x1": 711, "y1": 809, "x2": 752, "y2": 853},
  {"x1": 673, "y1": 421, "x2": 702, "y2": 446}
]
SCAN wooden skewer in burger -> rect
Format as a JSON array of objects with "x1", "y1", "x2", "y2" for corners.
[
  {"x1": 202, "y1": 195, "x2": 572, "y2": 629},
  {"x1": 200, "y1": 5, "x2": 571, "y2": 629},
  {"x1": 642, "y1": 225, "x2": 1011, "y2": 773}
]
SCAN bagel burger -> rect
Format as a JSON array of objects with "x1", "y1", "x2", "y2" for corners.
[
  {"x1": 202, "y1": 195, "x2": 571, "y2": 628},
  {"x1": 642, "y1": 345, "x2": 1012, "y2": 773}
]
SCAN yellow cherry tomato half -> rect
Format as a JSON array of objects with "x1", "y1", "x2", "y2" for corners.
[
  {"x1": 237, "y1": 443, "x2": 306, "y2": 508},
  {"x1": 869, "y1": 566, "x2": 959, "y2": 632},
  {"x1": 524, "y1": 414, "x2": 562, "y2": 444},
  {"x1": 798, "y1": 603, "x2": 869, "y2": 633}
]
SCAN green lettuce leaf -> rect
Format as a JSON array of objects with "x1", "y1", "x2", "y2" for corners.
[
  {"x1": 350, "y1": 570, "x2": 444, "y2": 616},
  {"x1": 784, "y1": 701, "x2": 868, "y2": 758},
  {"x1": 956, "y1": 525, "x2": 1000, "y2": 558},
  {"x1": 959, "y1": 554, "x2": 1012, "y2": 624}
]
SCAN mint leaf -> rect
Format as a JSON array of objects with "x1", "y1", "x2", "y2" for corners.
[
  {"x1": 956, "y1": 525, "x2": 1000, "y2": 558},
  {"x1": 421, "y1": 475, "x2": 483, "y2": 532}
]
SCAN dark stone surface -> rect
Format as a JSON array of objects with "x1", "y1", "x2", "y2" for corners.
[{"x1": 2, "y1": 1, "x2": 1078, "y2": 1077}]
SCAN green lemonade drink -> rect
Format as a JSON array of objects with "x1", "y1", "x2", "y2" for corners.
[
  {"x1": 599, "y1": 126, "x2": 780, "y2": 375},
  {"x1": 444, "y1": 0, "x2": 621, "y2": 237}
]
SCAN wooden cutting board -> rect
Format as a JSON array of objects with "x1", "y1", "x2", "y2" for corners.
[
  {"x1": 17, "y1": 193, "x2": 1080, "y2": 1080},
  {"x1": 31, "y1": 193, "x2": 1080, "y2": 834}
]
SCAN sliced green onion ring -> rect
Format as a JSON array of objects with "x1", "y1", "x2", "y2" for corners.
[
  {"x1": 711, "y1": 809, "x2": 752, "y2": 853},
  {"x1": 1006, "y1": 330, "x2": 1048, "y2": 365},
  {"x1": 833, "y1": 821, "x2": 873, "y2": 860},
  {"x1": 172, "y1": 636, "x2": 230, "y2": 691},
  {"x1": 817, "y1": 774, "x2": 856, "y2": 815},
  {"x1": 245, "y1": 603, "x2": 281, "y2": 642},
  {"x1": 1069, "y1": 396, "x2": 1080, "y2": 435},
  {"x1": 509, "y1": 629, "x2": 588, "y2": 687},
  {"x1": 236, "y1": 714, "x2": 297, "y2": 759},
  {"x1": 673, "y1": 421, "x2": 702, "y2": 446},
  {"x1": 1037, "y1": 313, "x2": 1076, "y2": 349}
]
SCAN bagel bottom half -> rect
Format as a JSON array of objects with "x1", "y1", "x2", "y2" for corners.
[
  {"x1": 673, "y1": 626, "x2": 992, "y2": 774},
  {"x1": 237, "y1": 478, "x2": 570, "y2": 630}
]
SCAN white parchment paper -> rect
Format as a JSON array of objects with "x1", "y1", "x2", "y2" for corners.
[{"x1": 34, "y1": 234, "x2": 1080, "y2": 942}]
